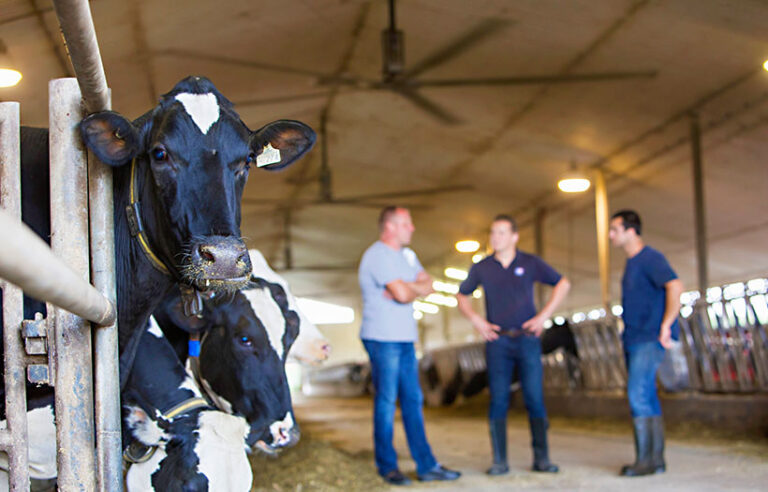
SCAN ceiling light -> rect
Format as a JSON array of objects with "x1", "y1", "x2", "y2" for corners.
[
  {"x1": 764, "y1": 59, "x2": 768, "y2": 71},
  {"x1": 472, "y1": 253, "x2": 483, "y2": 263},
  {"x1": 558, "y1": 162, "x2": 591, "y2": 193},
  {"x1": 455, "y1": 240, "x2": 480, "y2": 253},
  {"x1": 295, "y1": 298, "x2": 355, "y2": 325},
  {"x1": 413, "y1": 301, "x2": 439, "y2": 314},
  {"x1": 432, "y1": 280, "x2": 459, "y2": 294},
  {"x1": 0, "y1": 68, "x2": 21, "y2": 88},
  {"x1": 444, "y1": 267, "x2": 468, "y2": 281}
]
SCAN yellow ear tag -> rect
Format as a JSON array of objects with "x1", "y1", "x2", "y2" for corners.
[{"x1": 256, "y1": 143, "x2": 281, "y2": 167}]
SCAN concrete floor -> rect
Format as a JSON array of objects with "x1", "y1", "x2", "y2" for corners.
[{"x1": 294, "y1": 395, "x2": 768, "y2": 492}]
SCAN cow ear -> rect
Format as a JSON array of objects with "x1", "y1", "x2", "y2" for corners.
[
  {"x1": 250, "y1": 120, "x2": 316, "y2": 171},
  {"x1": 156, "y1": 297, "x2": 208, "y2": 334},
  {"x1": 79, "y1": 111, "x2": 140, "y2": 167}
]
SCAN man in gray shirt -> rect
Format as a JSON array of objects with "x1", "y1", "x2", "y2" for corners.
[{"x1": 358, "y1": 206, "x2": 461, "y2": 486}]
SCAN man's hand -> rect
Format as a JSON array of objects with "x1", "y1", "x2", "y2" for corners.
[
  {"x1": 659, "y1": 323, "x2": 673, "y2": 349},
  {"x1": 473, "y1": 317, "x2": 501, "y2": 341},
  {"x1": 522, "y1": 314, "x2": 547, "y2": 337}
]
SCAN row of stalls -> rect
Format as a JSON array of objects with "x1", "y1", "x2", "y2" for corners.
[{"x1": 303, "y1": 279, "x2": 768, "y2": 406}]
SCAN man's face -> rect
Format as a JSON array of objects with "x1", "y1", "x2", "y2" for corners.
[
  {"x1": 389, "y1": 209, "x2": 415, "y2": 246},
  {"x1": 609, "y1": 217, "x2": 629, "y2": 247},
  {"x1": 489, "y1": 220, "x2": 518, "y2": 252}
]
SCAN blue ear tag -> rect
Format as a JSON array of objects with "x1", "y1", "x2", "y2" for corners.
[{"x1": 188, "y1": 339, "x2": 201, "y2": 357}]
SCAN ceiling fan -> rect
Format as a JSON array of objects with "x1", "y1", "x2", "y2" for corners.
[{"x1": 313, "y1": 0, "x2": 658, "y2": 124}]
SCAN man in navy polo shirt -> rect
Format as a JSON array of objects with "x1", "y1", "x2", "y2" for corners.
[
  {"x1": 359, "y1": 206, "x2": 461, "y2": 485},
  {"x1": 609, "y1": 209, "x2": 683, "y2": 477},
  {"x1": 456, "y1": 215, "x2": 570, "y2": 475}
]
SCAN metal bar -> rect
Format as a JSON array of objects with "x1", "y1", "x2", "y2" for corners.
[
  {"x1": 689, "y1": 113, "x2": 709, "y2": 296},
  {"x1": 0, "y1": 210, "x2": 115, "y2": 326},
  {"x1": 0, "y1": 102, "x2": 31, "y2": 492},
  {"x1": 50, "y1": 0, "x2": 109, "y2": 113},
  {"x1": 49, "y1": 78, "x2": 96, "y2": 492},
  {"x1": 594, "y1": 168, "x2": 611, "y2": 311},
  {"x1": 51, "y1": 2, "x2": 123, "y2": 488}
]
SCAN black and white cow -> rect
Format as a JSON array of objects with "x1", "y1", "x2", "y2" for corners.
[
  {"x1": 123, "y1": 321, "x2": 252, "y2": 492},
  {"x1": 154, "y1": 278, "x2": 301, "y2": 454},
  {"x1": 0, "y1": 76, "x2": 315, "y2": 487}
]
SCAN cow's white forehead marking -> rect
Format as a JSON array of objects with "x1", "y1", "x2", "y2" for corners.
[
  {"x1": 245, "y1": 288, "x2": 285, "y2": 359},
  {"x1": 175, "y1": 92, "x2": 220, "y2": 134},
  {"x1": 147, "y1": 316, "x2": 164, "y2": 338}
]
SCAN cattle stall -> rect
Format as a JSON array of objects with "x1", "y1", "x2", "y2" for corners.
[{"x1": 0, "y1": 1, "x2": 121, "y2": 490}]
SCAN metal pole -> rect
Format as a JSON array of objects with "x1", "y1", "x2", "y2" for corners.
[
  {"x1": 534, "y1": 207, "x2": 546, "y2": 310},
  {"x1": 49, "y1": 78, "x2": 96, "y2": 492},
  {"x1": 689, "y1": 112, "x2": 708, "y2": 296},
  {"x1": 0, "y1": 102, "x2": 31, "y2": 492},
  {"x1": 51, "y1": 2, "x2": 122, "y2": 489},
  {"x1": 594, "y1": 168, "x2": 611, "y2": 311}
]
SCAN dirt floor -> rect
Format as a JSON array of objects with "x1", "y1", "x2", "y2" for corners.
[{"x1": 251, "y1": 395, "x2": 768, "y2": 491}]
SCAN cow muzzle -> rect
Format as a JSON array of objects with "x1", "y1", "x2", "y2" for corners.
[
  {"x1": 251, "y1": 416, "x2": 300, "y2": 456},
  {"x1": 187, "y1": 236, "x2": 252, "y2": 291}
]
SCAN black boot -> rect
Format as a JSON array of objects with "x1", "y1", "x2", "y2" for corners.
[
  {"x1": 650, "y1": 416, "x2": 666, "y2": 474},
  {"x1": 621, "y1": 416, "x2": 655, "y2": 476},
  {"x1": 530, "y1": 417, "x2": 559, "y2": 473},
  {"x1": 486, "y1": 419, "x2": 509, "y2": 475}
]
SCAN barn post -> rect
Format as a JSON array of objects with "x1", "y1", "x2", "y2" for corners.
[
  {"x1": 49, "y1": 78, "x2": 97, "y2": 492},
  {"x1": 51, "y1": 1, "x2": 122, "y2": 489},
  {"x1": 594, "y1": 168, "x2": 611, "y2": 312},
  {"x1": 689, "y1": 112, "x2": 708, "y2": 297},
  {"x1": 0, "y1": 102, "x2": 31, "y2": 492}
]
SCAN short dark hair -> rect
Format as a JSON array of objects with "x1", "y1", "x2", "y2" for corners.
[
  {"x1": 492, "y1": 214, "x2": 517, "y2": 232},
  {"x1": 378, "y1": 206, "x2": 404, "y2": 230},
  {"x1": 611, "y1": 209, "x2": 642, "y2": 235}
]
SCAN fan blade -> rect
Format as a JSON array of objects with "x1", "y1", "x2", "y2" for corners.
[
  {"x1": 394, "y1": 87, "x2": 462, "y2": 124},
  {"x1": 153, "y1": 48, "x2": 325, "y2": 78},
  {"x1": 331, "y1": 184, "x2": 472, "y2": 203},
  {"x1": 234, "y1": 92, "x2": 331, "y2": 107},
  {"x1": 402, "y1": 18, "x2": 512, "y2": 79},
  {"x1": 411, "y1": 70, "x2": 658, "y2": 88}
]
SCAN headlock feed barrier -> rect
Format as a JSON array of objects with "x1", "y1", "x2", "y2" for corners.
[{"x1": 0, "y1": 0, "x2": 122, "y2": 490}]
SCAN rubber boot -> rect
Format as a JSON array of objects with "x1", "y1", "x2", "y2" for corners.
[
  {"x1": 486, "y1": 419, "x2": 509, "y2": 475},
  {"x1": 650, "y1": 415, "x2": 666, "y2": 474},
  {"x1": 530, "y1": 417, "x2": 559, "y2": 473},
  {"x1": 621, "y1": 416, "x2": 655, "y2": 476}
]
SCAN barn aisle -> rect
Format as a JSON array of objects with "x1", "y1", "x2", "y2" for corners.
[{"x1": 251, "y1": 395, "x2": 768, "y2": 491}]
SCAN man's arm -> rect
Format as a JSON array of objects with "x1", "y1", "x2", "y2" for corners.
[
  {"x1": 385, "y1": 270, "x2": 434, "y2": 303},
  {"x1": 456, "y1": 293, "x2": 501, "y2": 341},
  {"x1": 522, "y1": 277, "x2": 571, "y2": 337},
  {"x1": 659, "y1": 278, "x2": 684, "y2": 348}
]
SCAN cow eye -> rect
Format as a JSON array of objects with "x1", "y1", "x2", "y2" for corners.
[
  {"x1": 151, "y1": 147, "x2": 168, "y2": 161},
  {"x1": 238, "y1": 336, "x2": 253, "y2": 347}
]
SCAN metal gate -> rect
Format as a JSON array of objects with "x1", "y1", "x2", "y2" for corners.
[{"x1": 0, "y1": 1, "x2": 121, "y2": 490}]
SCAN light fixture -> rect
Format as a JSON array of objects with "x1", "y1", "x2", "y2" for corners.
[
  {"x1": 432, "y1": 280, "x2": 459, "y2": 294},
  {"x1": 444, "y1": 267, "x2": 468, "y2": 281},
  {"x1": 557, "y1": 162, "x2": 591, "y2": 193},
  {"x1": 472, "y1": 253, "x2": 483, "y2": 263},
  {"x1": 295, "y1": 298, "x2": 355, "y2": 325},
  {"x1": 0, "y1": 40, "x2": 21, "y2": 88},
  {"x1": 455, "y1": 239, "x2": 480, "y2": 253},
  {"x1": 764, "y1": 59, "x2": 768, "y2": 72}
]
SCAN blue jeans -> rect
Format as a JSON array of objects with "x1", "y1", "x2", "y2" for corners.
[
  {"x1": 486, "y1": 335, "x2": 546, "y2": 420},
  {"x1": 624, "y1": 341, "x2": 666, "y2": 417},
  {"x1": 362, "y1": 340, "x2": 438, "y2": 476}
]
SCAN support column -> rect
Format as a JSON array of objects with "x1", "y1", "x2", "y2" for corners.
[
  {"x1": 594, "y1": 169, "x2": 611, "y2": 312},
  {"x1": 689, "y1": 113, "x2": 708, "y2": 297}
]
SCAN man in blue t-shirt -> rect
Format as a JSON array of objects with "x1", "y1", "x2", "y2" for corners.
[
  {"x1": 609, "y1": 209, "x2": 683, "y2": 477},
  {"x1": 358, "y1": 206, "x2": 461, "y2": 486},
  {"x1": 456, "y1": 215, "x2": 570, "y2": 475}
]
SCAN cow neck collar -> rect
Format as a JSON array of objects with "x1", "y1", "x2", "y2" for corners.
[
  {"x1": 126, "y1": 157, "x2": 172, "y2": 276},
  {"x1": 186, "y1": 332, "x2": 232, "y2": 413}
]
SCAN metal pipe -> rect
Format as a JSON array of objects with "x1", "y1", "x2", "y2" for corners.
[
  {"x1": 49, "y1": 78, "x2": 96, "y2": 492},
  {"x1": 689, "y1": 112, "x2": 709, "y2": 296},
  {"x1": 51, "y1": 2, "x2": 122, "y2": 488},
  {"x1": 0, "y1": 102, "x2": 31, "y2": 492},
  {"x1": 50, "y1": 0, "x2": 109, "y2": 113},
  {"x1": 0, "y1": 210, "x2": 116, "y2": 326},
  {"x1": 594, "y1": 168, "x2": 611, "y2": 311}
]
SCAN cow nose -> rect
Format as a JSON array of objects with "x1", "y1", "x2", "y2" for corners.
[{"x1": 190, "y1": 236, "x2": 251, "y2": 283}]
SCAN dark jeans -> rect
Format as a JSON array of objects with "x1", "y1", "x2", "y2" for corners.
[
  {"x1": 624, "y1": 340, "x2": 666, "y2": 417},
  {"x1": 362, "y1": 340, "x2": 438, "y2": 476},
  {"x1": 486, "y1": 335, "x2": 546, "y2": 420}
]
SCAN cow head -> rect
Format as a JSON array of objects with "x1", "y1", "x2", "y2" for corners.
[
  {"x1": 79, "y1": 76, "x2": 316, "y2": 293},
  {"x1": 154, "y1": 282, "x2": 300, "y2": 453}
]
